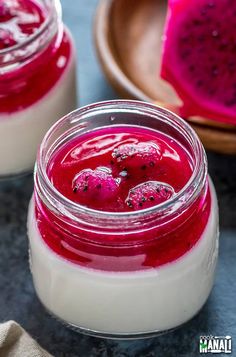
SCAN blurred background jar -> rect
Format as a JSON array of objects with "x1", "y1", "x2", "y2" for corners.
[{"x1": 0, "y1": 0, "x2": 77, "y2": 178}]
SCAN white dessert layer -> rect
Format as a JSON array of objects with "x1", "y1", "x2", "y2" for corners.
[
  {"x1": 27, "y1": 184, "x2": 219, "y2": 335},
  {"x1": 0, "y1": 32, "x2": 77, "y2": 177}
]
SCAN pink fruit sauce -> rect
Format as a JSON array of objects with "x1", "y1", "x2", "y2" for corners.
[
  {"x1": 0, "y1": 0, "x2": 72, "y2": 113},
  {"x1": 35, "y1": 126, "x2": 211, "y2": 271},
  {"x1": 48, "y1": 127, "x2": 192, "y2": 211}
]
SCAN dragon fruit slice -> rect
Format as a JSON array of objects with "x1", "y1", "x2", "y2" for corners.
[
  {"x1": 161, "y1": 0, "x2": 236, "y2": 124},
  {"x1": 125, "y1": 181, "x2": 175, "y2": 210},
  {"x1": 112, "y1": 143, "x2": 161, "y2": 174},
  {"x1": 72, "y1": 168, "x2": 119, "y2": 201}
]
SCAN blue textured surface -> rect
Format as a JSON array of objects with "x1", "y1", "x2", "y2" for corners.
[{"x1": 0, "y1": 1, "x2": 236, "y2": 356}]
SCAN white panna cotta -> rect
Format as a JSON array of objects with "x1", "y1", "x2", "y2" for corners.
[
  {"x1": 0, "y1": 52, "x2": 76, "y2": 176},
  {"x1": 28, "y1": 184, "x2": 218, "y2": 335}
]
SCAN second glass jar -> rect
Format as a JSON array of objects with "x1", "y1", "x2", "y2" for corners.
[{"x1": 0, "y1": 0, "x2": 77, "y2": 178}]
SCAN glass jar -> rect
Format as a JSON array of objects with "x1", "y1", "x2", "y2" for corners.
[
  {"x1": 0, "y1": 0, "x2": 77, "y2": 178},
  {"x1": 28, "y1": 100, "x2": 219, "y2": 339}
]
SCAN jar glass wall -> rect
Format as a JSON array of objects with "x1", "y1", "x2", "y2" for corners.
[
  {"x1": 28, "y1": 100, "x2": 219, "y2": 338},
  {"x1": 0, "y1": 0, "x2": 77, "y2": 178}
]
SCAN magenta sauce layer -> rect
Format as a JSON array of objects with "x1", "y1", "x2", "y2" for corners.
[{"x1": 34, "y1": 125, "x2": 211, "y2": 272}]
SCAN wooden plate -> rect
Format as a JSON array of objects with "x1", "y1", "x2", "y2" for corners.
[{"x1": 94, "y1": 0, "x2": 236, "y2": 154}]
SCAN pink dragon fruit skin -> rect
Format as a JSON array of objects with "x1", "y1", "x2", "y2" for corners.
[{"x1": 161, "y1": 0, "x2": 236, "y2": 125}]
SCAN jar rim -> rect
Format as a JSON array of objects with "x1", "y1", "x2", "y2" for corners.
[
  {"x1": 0, "y1": 0, "x2": 62, "y2": 63},
  {"x1": 36, "y1": 100, "x2": 207, "y2": 224}
]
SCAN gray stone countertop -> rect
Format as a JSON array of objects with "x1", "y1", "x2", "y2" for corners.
[{"x1": 0, "y1": 1, "x2": 235, "y2": 356}]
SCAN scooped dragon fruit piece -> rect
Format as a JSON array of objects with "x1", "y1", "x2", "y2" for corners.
[
  {"x1": 72, "y1": 168, "x2": 119, "y2": 202},
  {"x1": 112, "y1": 142, "x2": 161, "y2": 175},
  {"x1": 161, "y1": 0, "x2": 236, "y2": 124},
  {"x1": 125, "y1": 181, "x2": 175, "y2": 210}
]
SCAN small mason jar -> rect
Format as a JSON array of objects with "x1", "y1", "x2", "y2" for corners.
[
  {"x1": 28, "y1": 101, "x2": 219, "y2": 339},
  {"x1": 0, "y1": 0, "x2": 77, "y2": 178}
]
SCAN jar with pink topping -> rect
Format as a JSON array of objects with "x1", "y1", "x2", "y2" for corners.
[
  {"x1": 27, "y1": 100, "x2": 219, "y2": 338},
  {"x1": 0, "y1": 0, "x2": 77, "y2": 178}
]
